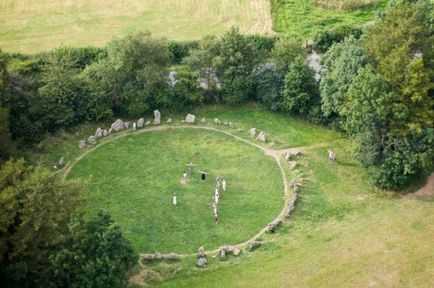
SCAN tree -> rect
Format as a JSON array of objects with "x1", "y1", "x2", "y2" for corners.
[
  {"x1": 213, "y1": 27, "x2": 259, "y2": 104},
  {"x1": 159, "y1": 66, "x2": 203, "y2": 110},
  {"x1": 254, "y1": 63, "x2": 285, "y2": 111},
  {"x1": 34, "y1": 48, "x2": 88, "y2": 130},
  {"x1": 363, "y1": 0, "x2": 434, "y2": 137},
  {"x1": 282, "y1": 56, "x2": 320, "y2": 116},
  {"x1": 271, "y1": 37, "x2": 304, "y2": 72},
  {"x1": 320, "y1": 36, "x2": 368, "y2": 124},
  {"x1": 48, "y1": 213, "x2": 137, "y2": 288},
  {"x1": 85, "y1": 31, "x2": 170, "y2": 117},
  {"x1": 0, "y1": 161, "x2": 83, "y2": 287}
]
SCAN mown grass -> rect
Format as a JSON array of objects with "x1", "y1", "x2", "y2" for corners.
[
  {"x1": 0, "y1": 0, "x2": 273, "y2": 53},
  {"x1": 27, "y1": 105, "x2": 434, "y2": 286},
  {"x1": 271, "y1": 0, "x2": 387, "y2": 38},
  {"x1": 67, "y1": 128, "x2": 283, "y2": 253},
  {"x1": 151, "y1": 139, "x2": 434, "y2": 287}
]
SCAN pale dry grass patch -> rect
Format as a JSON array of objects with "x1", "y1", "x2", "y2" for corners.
[{"x1": 0, "y1": 0, "x2": 273, "y2": 53}]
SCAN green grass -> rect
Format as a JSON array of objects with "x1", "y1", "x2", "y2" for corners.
[
  {"x1": 67, "y1": 128, "x2": 283, "y2": 253},
  {"x1": 0, "y1": 0, "x2": 273, "y2": 53},
  {"x1": 27, "y1": 104, "x2": 434, "y2": 287},
  {"x1": 271, "y1": 0, "x2": 387, "y2": 38}
]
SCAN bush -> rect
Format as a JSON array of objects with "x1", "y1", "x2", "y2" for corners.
[{"x1": 314, "y1": 25, "x2": 363, "y2": 53}]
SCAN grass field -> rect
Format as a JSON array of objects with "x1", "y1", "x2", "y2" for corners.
[
  {"x1": 31, "y1": 104, "x2": 434, "y2": 287},
  {"x1": 67, "y1": 128, "x2": 283, "y2": 253},
  {"x1": 271, "y1": 0, "x2": 387, "y2": 38},
  {"x1": 0, "y1": 0, "x2": 273, "y2": 53}
]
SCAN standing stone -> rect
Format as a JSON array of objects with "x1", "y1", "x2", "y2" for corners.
[
  {"x1": 258, "y1": 131, "x2": 267, "y2": 142},
  {"x1": 197, "y1": 257, "x2": 207, "y2": 268},
  {"x1": 103, "y1": 129, "x2": 108, "y2": 137},
  {"x1": 185, "y1": 113, "x2": 196, "y2": 124},
  {"x1": 95, "y1": 127, "x2": 103, "y2": 138},
  {"x1": 78, "y1": 140, "x2": 86, "y2": 149},
  {"x1": 145, "y1": 120, "x2": 151, "y2": 126},
  {"x1": 154, "y1": 110, "x2": 161, "y2": 124},
  {"x1": 233, "y1": 247, "x2": 241, "y2": 256},
  {"x1": 108, "y1": 128, "x2": 113, "y2": 134},
  {"x1": 137, "y1": 118, "x2": 144, "y2": 128},
  {"x1": 197, "y1": 246, "x2": 206, "y2": 258},
  {"x1": 201, "y1": 118, "x2": 206, "y2": 123},
  {"x1": 58, "y1": 157, "x2": 65, "y2": 168},
  {"x1": 166, "y1": 118, "x2": 172, "y2": 123},
  {"x1": 133, "y1": 122, "x2": 137, "y2": 131},
  {"x1": 229, "y1": 122, "x2": 234, "y2": 128},
  {"x1": 214, "y1": 118, "x2": 221, "y2": 125},
  {"x1": 124, "y1": 122, "x2": 130, "y2": 129},
  {"x1": 250, "y1": 128, "x2": 257, "y2": 137},
  {"x1": 88, "y1": 135, "x2": 96, "y2": 144},
  {"x1": 111, "y1": 119, "x2": 124, "y2": 132},
  {"x1": 247, "y1": 240, "x2": 261, "y2": 251},
  {"x1": 219, "y1": 246, "x2": 227, "y2": 259}
]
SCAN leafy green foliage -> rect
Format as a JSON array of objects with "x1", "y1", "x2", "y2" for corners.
[
  {"x1": 282, "y1": 56, "x2": 320, "y2": 116},
  {"x1": 0, "y1": 160, "x2": 83, "y2": 287},
  {"x1": 85, "y1": 31, "x2": 170, "y2": 117},
  {"x1": 49, "y1": 213, "x2": 136, "y2": 288},
  {"x1": 320, "y1": 36, "x2": 368, "y2": 124},
  {"x1": 314, "y1": 25, "x2": 362, "y2": 53}
]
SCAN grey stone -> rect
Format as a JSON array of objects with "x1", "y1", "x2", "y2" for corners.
[
  {"x1": 95, "y1": 127, "x2": 103, "y2": 138},
  {"x1": 247, "y1": 240, "x2": 261, "y2": 251},
  {"x1": 78, "y1": 140, "x2": 86, "y2": 149},
  {"x1": 103, "y1": 129, "x2": 108, "y2": 137},
  {"x1": 111, "y1": 119, "x2": 124, "y2": 132},
  {"x1": 233, "y1": 247, "x2": 241, "y2": 256},
  {"x1": 133, "y1": 122, "x2": 137, "y2": 131},
  {"x1": 88, "y1": 135, "x2": 96, "y2": 144},
  {"x1": 145, "y1": 120, "x2": 151, "y2": 126},
  {"x1": 201, "y1": 118, "x2": 206, "y2": 123},
  {"x1": 153, "y1": 252, "x2": 162, "y2": 260},
  {"x1": 219, "y1": 246, "x2": 227, "y2": 259},
  {"x1": 165, "y1": 253, "x2": 180, "y2": 261},
  {"x1": 229, "y1": 122, "x2": 234, "y2": 128},
  {"x1": 197, "y1": 246, "x2": 206, "y2": 258},
  {"x1": 142, "y1": 254, "x2": 154, "y2": 261},
  {"x1": 267, "y1": 219, "x2": 282, "y2": 233},
  {"x1": 214, "y1": 118, "x2": 221, "y2": 125},
  {"x1": 166, "y1": 118, "x2": 172, "y2": 123},
  {"x1": 185, "y1": 113, "x2": 196, "y2": 124},
  {"x1": 154, "y1": 110, "x2": 161, "y2": 124},
  {"x1": 124, "y1": 122, "x2": 130, "y2": 129},
  {"x1": 197, "y1": 257, "x2": 207, "y2": 268},
  {"x1": 250, "y1": 128, "x2": 257, "y2": 137},
  {"x1": 108, "y1": 128, "x2": 113, "y2": 134},
  {"x1": 257, "y1": 131, "x2": 267, "y2": 142},
  {"x1": 58, "y1": 157, "x2": 65, "y2": 168},
  {"x1": 137, "y1": 118, "x2": 144, "y2": 128}
]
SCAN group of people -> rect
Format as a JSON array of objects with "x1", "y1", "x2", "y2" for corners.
[
  {"x1": 212, "y1": 176, "x2": 227, "y2": 224},
  {"x1": 173, "y1": 162, "x2": 228, "y2": 224}
]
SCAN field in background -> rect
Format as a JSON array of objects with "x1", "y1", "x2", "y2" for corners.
[
  {"x1": 0, "y1": 0, "x2": 273, "y2": 53},
  {"x1": 311, "y1": 0, "x2": 379, "y2": 11},
  {"x1": 271, "y1": 0, "x2": 387, "y2": 38}
]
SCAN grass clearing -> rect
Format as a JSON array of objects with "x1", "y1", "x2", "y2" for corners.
[
  {"x1": 29, "y1": 105, "x2": 434, "y2": 287},
  {"x1": 0, "y1": 0, "x2": 273, "y2": 53},
  {"x1": 271, "y1": 0, "x2": 387, "y2": 38},
  {"x1": 67, "y1": 128, "x2": 283, "y2": 253}
]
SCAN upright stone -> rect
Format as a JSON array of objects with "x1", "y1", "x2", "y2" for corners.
[
  {"x1": 145, "y1": 120, "x2": 151, "y2": 126},
  {"x1": 250, "y1": 128, "x2": 257, "y2": 137},
  {"x1": 201, "y1": 118, "x2": 206, "y2": 123},
  {"x1": 185, "y1": 113, "x2": 196, "y2": 124},
  {"x1": 78, "y1": 140, "x2": 86, "y2": 149},
  {"x1": 214, "y1": 118, "x2": 221, "y2": 125},
  {"x1": 88, "y1": 135, "x2": 96, "y2": 144},
  {"x1": 124, "y1": 122, "x2": 130, "y2": 129},
  {"x1": 258, "y1": 131, "x2": 267, "y2": 142},
  {"x1": 95, "y1": 127, "x2": 103, "y2": 138},
  {"x1": 111, "y1": 119, "x2": 124, "y2": 132},
  {"x1": 166, "y1": 118, "x2": 173, "y2": 124},
  {"x1": 103, "y1": 129, "x2": 108, "y2": 137},
  {"x1": 137, "y1": 118, "x2": 144, "y2": 128},
  {"x1": 154, "y1": 110, "x2": 161, "y2": 124}
]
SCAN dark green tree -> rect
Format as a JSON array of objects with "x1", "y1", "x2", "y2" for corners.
[
  {"x1": 282, "y1": 56, "x2": 320, "y2": 116},
  {"x1": 49, "y1": 213, "x2": 137, "y2": 288}
]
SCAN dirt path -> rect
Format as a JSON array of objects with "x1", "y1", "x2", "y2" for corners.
[{"x1": 406, "y1": 173, "x2": 434, "y2": 199}]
